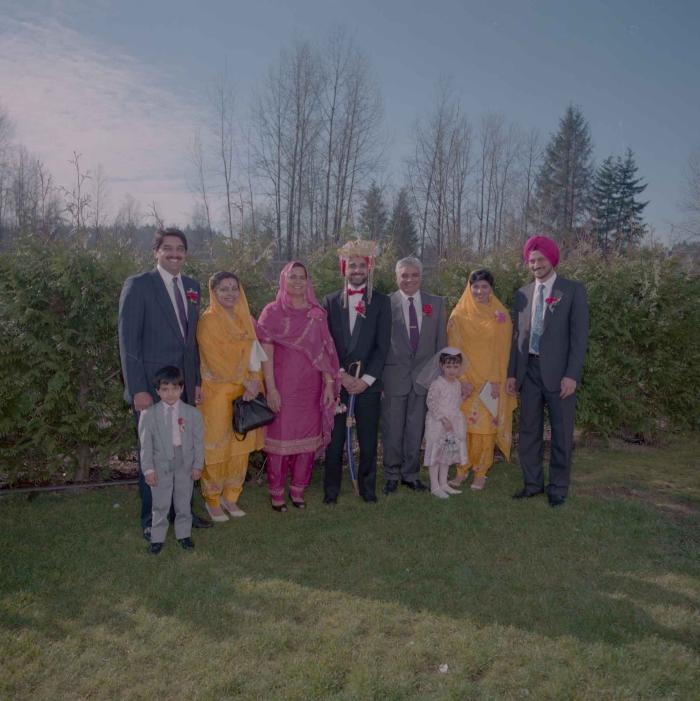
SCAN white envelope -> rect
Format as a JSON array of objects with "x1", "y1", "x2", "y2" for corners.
[{"x1": 479, "y1": 382, "x2": 498, "y2": 418}]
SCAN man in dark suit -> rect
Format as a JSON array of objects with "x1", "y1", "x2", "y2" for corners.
[
  {"x1": 381, "y1": 256, "x2": 447, "y2": 494},
  {"x1": 506, "y1": 235, "x2": 589, "y2": 507},
  {"x1": 323, "y1": 239, "x2": 391, "y2": 504},
  {"x1": 118, "y1": 227, "x2": 211, "y2": 539}
]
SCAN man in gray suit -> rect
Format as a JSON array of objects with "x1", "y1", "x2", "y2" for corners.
[
  {"x1": 506, "y1": 236, "x2": 589, "y2": 507},
  {"x1": 118, "y1": 227, "x2": 211, "y2": 539},
  {"x1": 381, "y1": 257, "x2": 447, "y2": 494}
]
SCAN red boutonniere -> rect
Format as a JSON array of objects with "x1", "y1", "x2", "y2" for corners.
[
  {"x1": 422, "y1": 303, "x2": 432, "y2": 316},
  {"x1": 494, "y1": 311, "x2": 506, "y2": 323},
  {"x1": 545, "y1": 295, "x2": 562, "y2": 312},
  {"x1": 177, "y1": 417, "x2": 185, "y2": 433},
  {"x1": 186, "y1": 289, "x2": 199, "y2": 304},
  {"x1": 355, "y1": 301, "x2": 366, "y2": 318}
]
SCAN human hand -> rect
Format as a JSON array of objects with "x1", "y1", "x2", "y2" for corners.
[
  {"x1": 490, "y1": 382, "x2": 500, "y2": 399},
  {"x1": 144, "y1": 471, "x2": 157, "y2": 487},
  {"x1": 460, "y1": 381, "x2": 473, "y2": 399},
  {"x1": 242, "y1": 378, "x2": 259, "y2": 401},
  {"x1": 267, "y1": 387, "x2": 282, "y2": 412},
  {"x1": 323, "y1": 382, "x2": 336, "y2": 409},
  {"x1": 560, "y1": 377, "x2": 577, "y2": 399},
  {"x1": 340, "y1": 373, "x2": 356, "y2": 391},
  {"x1": 195, "y1": 386, "x2": 203, "y2": 406},
  {"x1": 440, "y1": 417, "x2": 453, "y2": 432},
  {"x1": 505, "y1": 378, "x2": 518, "y2": 396},
  {"x1": 351, "y1": 379, "x2": 369, "y2": 395},
  {"x1": 133, "y1": 392, "x2": 153, "y2": 412},
  {"x1": 191, "y1": 468, "x2": 202, "y2": 481}
]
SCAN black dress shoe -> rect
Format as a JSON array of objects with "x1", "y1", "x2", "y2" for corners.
[
  {"x1": 401, "y1": 479, "x2": 428, "y2": 492},
  {"x1": 512, "y1": 488, "x2": 545, "y2": 500},
  {"x1": 323, "y1": 495, "x2": 337, "y2": 505},
  {"x1": 178, "y1": 537, "x2": 195, "y2": 550},
  {"x1": 148, "y1": 542, "x2": 163, "y2": 555},
  {"x1": 271, "y1": 501, "x2": 288, "y2": 512},
  {"x1": 548, "y1": 494, "x2": 566, "y2": 507},
  {"x1": 192, "y1": 513, "x2": 213, "y2": 529},
  {"x1": 142, "y1": 526, "x2": 152, "y2": 542},
  {"x1": 383, "y1": 479, "x2": 399, "y2": 494},
  {"x1": 362, "y1": 494, "x2": 378, "y2": 503}
]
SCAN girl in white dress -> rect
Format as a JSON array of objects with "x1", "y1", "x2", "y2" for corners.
[{"x1": 420, "y1": 348, "x2": 468, "y2": 498}]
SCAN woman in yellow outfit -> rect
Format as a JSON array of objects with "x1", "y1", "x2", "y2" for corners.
[
  {"x1": 447, "y1": 268, "x2": 516, "y2": 490},
  {"x1": 197, "y1": 271, "x2": 265, "y2": 521}
]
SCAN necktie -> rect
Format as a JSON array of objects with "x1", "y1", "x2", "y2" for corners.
[
  {"x1": 408, "y1": 297, "x2": 419, "y2": 352},
  {"x1": 173, "y1": 277, "x2": 188, "y2": 338},
  {"x1": 530, "y1": 284, "x2": 545, "y2": 355},
  {"x1": 167, "y1": 406, "x2": 175, "y2": 446},
  {"x1": 348, "y1": 288, "x2": 366, "y2": 296}
]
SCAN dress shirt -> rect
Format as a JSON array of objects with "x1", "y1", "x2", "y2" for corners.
[
  {"x1": 345, "y1": 284, "x2": 375, "y2": 387},
  {"x1": 398, "y1": 289, "x2": 423, "y2": 334},
  {"x1": 529, "y1": 272, "x2": 557, "y2": 352},
  {"x1": 157, "y1": 264, "x2": 188, "y2": 336}
]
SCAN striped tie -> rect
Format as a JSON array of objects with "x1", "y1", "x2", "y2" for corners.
[{"x1": 530, "y1": 284, "x2": 545, "y2": 355}]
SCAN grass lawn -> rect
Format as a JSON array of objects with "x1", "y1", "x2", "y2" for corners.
[{"x1": 1, "y1": 437, "x2": 698, "y2": 700}]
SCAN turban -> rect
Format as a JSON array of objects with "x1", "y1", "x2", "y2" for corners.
[{"x1": 523, "y1": 236, "x2": 560, "y2": 267}]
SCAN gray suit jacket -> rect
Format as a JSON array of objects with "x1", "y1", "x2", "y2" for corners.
[
  {"x1": 138, "y1": 401, "x2": 204, "y2": 475},
  {"x1": 508, "y1": 276, "x2": 589, "y2": 393},
  {"x1": 382, "y1": 291, "x2": 448, "y2": 396},
  {"x1": 118, "y1": 269, "x2": 201, "y2": 404}
]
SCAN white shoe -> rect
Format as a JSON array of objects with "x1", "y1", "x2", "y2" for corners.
[
  {"x1": 205, "y1": 502, "x2": 229, "y2": 522},
  {"x1": 431, "y1": 488, "x2": 450, "y2": 499},
  {"x1": 220, "y1": 499, "x2": 246, "y2": 518},
  {"x1": 442, "y1": 485, "x2": 462, "y2": 495}
]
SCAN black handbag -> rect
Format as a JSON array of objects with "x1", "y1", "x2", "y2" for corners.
[{"x1": 232, "y1": 393, "x2": 275, "y2": 439}]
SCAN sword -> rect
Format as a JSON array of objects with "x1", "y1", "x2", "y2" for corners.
[{"x1": 345, "y1": 361, "x2": 361, "y2": 496}]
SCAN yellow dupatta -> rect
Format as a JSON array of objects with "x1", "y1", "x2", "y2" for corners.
[
  {"x1": 197, "y1": 279, "x2": 263, "y2": 459},
  {"x1": 447, "y1": 285, "x2": 516, "y2": 458}
]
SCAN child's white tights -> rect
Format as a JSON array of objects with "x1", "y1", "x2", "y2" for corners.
[{"x1": 429, "y1": 463, "x2": 462, "y2": 498}]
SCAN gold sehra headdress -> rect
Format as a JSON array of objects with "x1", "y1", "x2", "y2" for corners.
[{"x1": 337, "y1": 238, "x2": 380, "y2": 306}]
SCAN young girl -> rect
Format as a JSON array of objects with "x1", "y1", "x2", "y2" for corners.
[{"x1": 420, "y1": 348, "x2": 468, "y2": 498}]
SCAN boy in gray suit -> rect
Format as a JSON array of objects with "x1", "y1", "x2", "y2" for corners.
[{"x1": 139, "y1": 367, "x2": 205, "y2": 554}]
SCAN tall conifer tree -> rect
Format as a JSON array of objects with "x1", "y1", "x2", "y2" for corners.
[{"x1": 387, "y1": 188, "x2": 418, "y2": 258}]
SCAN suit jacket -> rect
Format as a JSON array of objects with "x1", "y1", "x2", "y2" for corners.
[
  {"x1": 138, "y1": 401, "x2": 204, "y2": 475},
  {"x1": 508, "y1": 276, "x2": 589, "y2": 393},
  {"x1": 382, "y1": 291, "x2": 448, "y2": 396},
  {"x1": 118, "y1": 269, "x2": 201, "y2": 404},
  {"x1": 323, "y1": 289, "x2": 391, "y2": 393}
]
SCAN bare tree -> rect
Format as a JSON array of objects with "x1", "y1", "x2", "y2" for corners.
[
  {"x1": 91, "y1": 163, "x2": 109, "y2": 242},
  {"x1": 189, "y1": 131, "x2": 214, "y2": 250},
  {"x1": 680, "y1": 147, "x2": 700, "y2": 239},
  {"x1": 61, "y1": 151, "x2": 91, "y2": 243},
  {"x1": 214, "y1": 66, "x2": 237, "y2": 245}
]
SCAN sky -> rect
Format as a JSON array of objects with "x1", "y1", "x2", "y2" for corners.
[{"x1": 1, "y1": 0, "x2": 699, "y2": 239}]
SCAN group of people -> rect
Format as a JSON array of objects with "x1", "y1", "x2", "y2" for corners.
[{"x1": 118, "y1": 229, "x2": 589, "y2": 554}]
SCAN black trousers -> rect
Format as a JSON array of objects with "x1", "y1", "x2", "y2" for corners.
[
  {"x1": 518, "y1": 355, "x2": 576, "y2": 497},
  {"x1": 324, "y1": 389, "x2": 381, "y2": 500}
]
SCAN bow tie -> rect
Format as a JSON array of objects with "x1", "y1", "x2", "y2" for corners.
[{"x1": 348, "y1": 288, "x2": 366, "y2": 296}]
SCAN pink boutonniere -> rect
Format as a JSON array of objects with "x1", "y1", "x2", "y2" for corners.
[
  {"x1": 355, "y1": 301, "x2": 366, "y2": 318},
  {"x1": 494, "y1": 311, "x2": 507, "y2": 323},
  {"x1": 177, "y1": 417, "x2": 185, "y2": 433},
  {"x1": 545, "y1": 295, "x2": 562, "y2": 312},
  {"x1": 422, "y1": 303, "x2": 433, "y2": 316},
  {"x1": 186, "y1": 289, "x2": 199, "y2": 304}
]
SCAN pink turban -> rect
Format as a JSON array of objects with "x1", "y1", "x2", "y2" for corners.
[{"x1": 523, "y1": 236, "x2": 560, "y2": 267}]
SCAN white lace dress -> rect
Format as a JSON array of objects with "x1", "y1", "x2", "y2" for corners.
[{"x1": 423, "y1": 376, "x2": 468, "y2": 466}]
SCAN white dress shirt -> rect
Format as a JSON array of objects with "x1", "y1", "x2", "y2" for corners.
[
  {"x1": 345, "y1": 284, "x2": 375, "y2": 387},
  {"x1": 398, "y1": 289, "x2": 423, "y2": 334},
  {"x1": 157, "y1": 264, "x2": 188, "y2": 336},
  {"x1": 529, "y1": 272, "x2": 557, "y2": 353}
]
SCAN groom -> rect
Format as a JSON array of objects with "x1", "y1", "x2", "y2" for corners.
[
  {"x1": 506, "y1": 235, "x2": 588, "y2": 507},
  {"x1": 323, "y1": 239, "x2": 391, "y2": 504}
]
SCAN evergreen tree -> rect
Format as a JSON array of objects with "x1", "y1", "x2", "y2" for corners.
[
  {"x1": 359, "y1": 181, "x2": 388, "y2": 241},
  {"x1": 387, "y1": 188, "x2": 418, "y2": 258},
  {"x1": 534, "y1": 105, "x2": 594, "y2": 240},
  {"x1": 592, "y1": 149, "x2": 648, "y2": 255}
]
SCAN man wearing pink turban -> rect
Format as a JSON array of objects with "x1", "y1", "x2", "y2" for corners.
[{"x1": 506, "y1": 235, "x2": 589, "y2": 507}]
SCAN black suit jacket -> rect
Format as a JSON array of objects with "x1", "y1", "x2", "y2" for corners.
[
  {"x1": 508, "y1": 276, "x2": 588, "y2": 393},
  {"x1": 323, "y1": 289, "x2": 391, "y2": 393},
  {"x1": 118, "y1": 269, "x2": 201, "y2": 404}
]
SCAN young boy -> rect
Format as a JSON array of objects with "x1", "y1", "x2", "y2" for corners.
[{"x1": 139, "y1": 366, "x2": 204, "y2": 554}]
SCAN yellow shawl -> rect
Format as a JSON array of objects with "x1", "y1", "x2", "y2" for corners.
[{"x1": 447, "y1": 285, "x2": 516, "y2": 458}]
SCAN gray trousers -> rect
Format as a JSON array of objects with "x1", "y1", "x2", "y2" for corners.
[
  {"x1": 150, "y1": 447, "x2": 193, "y2": 543},
  {"x1": 518, "y1": 356, "x2": 576, "y2": 497},
  {"x1": 381, "y1": 390, "x2": 427, "y2": 481}
]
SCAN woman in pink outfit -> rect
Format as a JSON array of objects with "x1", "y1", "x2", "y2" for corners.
[{"x1": 257, "y1": 262, "x2": 340, "y2": 511}]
